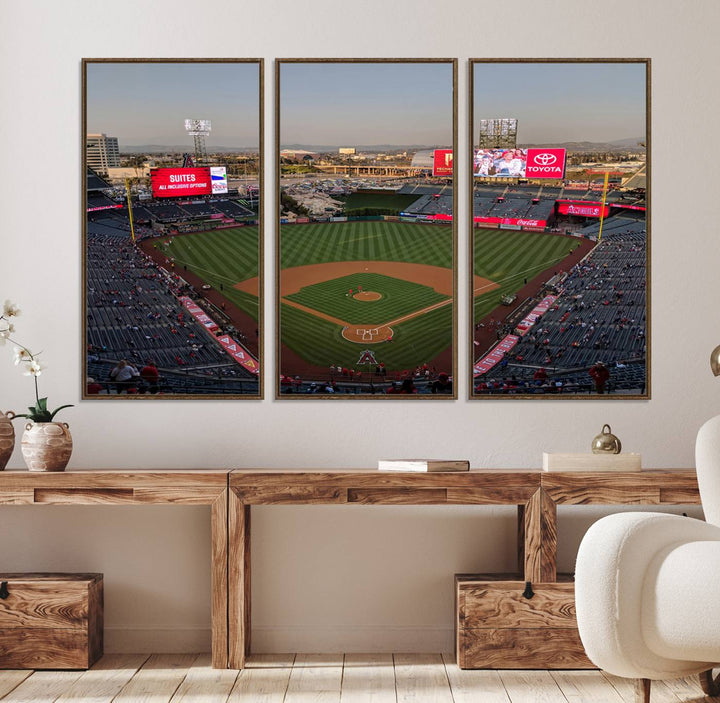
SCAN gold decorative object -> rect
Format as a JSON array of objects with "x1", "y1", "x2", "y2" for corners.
[
  {"x1": 21, "y1": 422, "x2": 73, "y2": 472},
  {"x1": 711, "y1": 345, "x2": 720, "y2": 377},
  {"x1": 591, "y1": 424, "x2": 622, "y2": 455},
  {"x1": 0, "y1": 411, "x2": 15, "y2": 470}
]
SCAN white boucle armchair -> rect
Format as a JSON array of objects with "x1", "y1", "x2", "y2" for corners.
[{"x1": 575, "y1": 415, "x2": 720, "y2": 703}]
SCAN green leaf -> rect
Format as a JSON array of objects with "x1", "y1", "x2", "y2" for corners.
[
  {"x1": 37, "y1": 397, "x2": 48, "y2": 412},
  {"x1": 48, "y1": 405, "x2": 73, "y2": 421}
]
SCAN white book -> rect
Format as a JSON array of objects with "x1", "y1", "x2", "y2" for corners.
[
  {"x1": 377, "y1": 459, "x2": 470, "y2": 472},
  {"x1": 542, "y1": 452, "x2": 642, "y2": 472}
]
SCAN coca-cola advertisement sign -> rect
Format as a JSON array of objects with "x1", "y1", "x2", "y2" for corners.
[{"x1": 525, "y1": 148, "x2": 566, "y2": 179}]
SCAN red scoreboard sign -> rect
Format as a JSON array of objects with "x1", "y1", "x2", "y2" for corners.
[
  {"x1": 433, "y1": 149, "x2": 453, "y2": 177},
  {"x1": 525, "y1": 148, "x2": 566, "y2": 179},
  {"x1": 150, "y1": 168, "x2": 212, "y2": 198}
]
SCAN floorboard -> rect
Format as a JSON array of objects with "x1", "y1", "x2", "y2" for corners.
[
  {"x1": 441, "y1": 653, "x2": 511, "y2": 703},
  {"x1": 285, "y1": 653, "x2": 344, "y2": 703},
  {"x1": 394, "y1": 654, "x2": 453, "y2": 703},
  {"x1": 228, "y1": 654, "x2": 294, "y2": 702},
  {"x1": 341, "y1": 653, "x2": 396, "y2": 703}
]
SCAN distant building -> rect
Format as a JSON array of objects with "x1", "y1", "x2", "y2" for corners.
[
  {"x1": 339, "y1": 147, "x2": 356, "y2": 155},
  {"x1": 86, "y1": 133, "x2": 120, "y2": 174}
]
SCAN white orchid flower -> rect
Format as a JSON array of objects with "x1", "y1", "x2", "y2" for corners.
[
  {"x1": 13, "y1": 347, "x2": 32, "y2": 365},
  {"x1": 0, "y1": 323, "x2": 13, "y2": 345},
  {"x1": 23, "y1": 359, "x2": 44, "y2": 377},
  {"x1": 3, "y1": 300, "x2": 21, "y2": 318}
]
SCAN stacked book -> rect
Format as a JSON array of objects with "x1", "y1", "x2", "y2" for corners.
[{"x1": 377, "y1": 459, "x2": 470, "y2": 472}]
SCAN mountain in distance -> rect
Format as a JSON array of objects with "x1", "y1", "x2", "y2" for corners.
[
  {"x1": 519, "y1": 138, "x2": 646, "y2": 152},
  {"x1": 279, "y1": 144, "x2": 449, "y2": 152}
]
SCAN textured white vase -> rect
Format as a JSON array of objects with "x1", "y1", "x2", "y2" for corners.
[
  {"x1": 21, "y1": 421, "x2": 73, "y2": 472},
  {"x1": 0, "y1": 411, "x2": 15, "y2": 470}
]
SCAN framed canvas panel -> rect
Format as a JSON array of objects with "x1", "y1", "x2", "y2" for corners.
[
  {"x1": 276, "y1": 59, "x2": 457, "y2": 398},
  {"x1": 470, "y1": 59, "x2": 649, "y2": 399},
  {"x1": 82, "y1": 58, "x2": 263, "y2": 399}
]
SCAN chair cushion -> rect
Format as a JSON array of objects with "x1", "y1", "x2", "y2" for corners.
[{"x1": 576, "y1": 512, "x2": 720, "y2": 679}]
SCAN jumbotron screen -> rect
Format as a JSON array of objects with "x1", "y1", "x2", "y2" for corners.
[
  {"x1": 432, "y1": 149, "x2": 453, "y2": 177},
  {"x1": 150, "y1": 167, "x2": 228, "y2": 198},
  {"x1": 473, "y1": 148, "x2": 566, "y2": 179}
]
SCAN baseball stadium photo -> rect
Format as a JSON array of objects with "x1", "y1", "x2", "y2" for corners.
[
  {"x1": 277, "y1": 60, "x2": 457, "y2": 397},
  {"x1": 470, "y1": 60, "x2": 649, "y2": 398},
  {"x1": 83, "y1": 60, "x2": 262, "y2": 398}
]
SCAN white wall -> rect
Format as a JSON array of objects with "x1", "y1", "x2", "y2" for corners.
[{"x1": 1, "y1": 0, "x2": 719, "y2": 653}]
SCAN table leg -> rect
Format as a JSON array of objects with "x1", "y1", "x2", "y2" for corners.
[
  {"x1": 211, "y1": 489, "x2": 228, "y2": 668},
  {"x1": 228, "y1": 489, "x2": 251, "y2": 669},
  {"x1": 518, "y1": 488, "x2": 557, "y2": 582}
]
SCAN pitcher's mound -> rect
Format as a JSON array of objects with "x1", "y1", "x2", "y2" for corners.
[
  {"x1": 353, "y1": 291, "x2": 382, "y2": 301},
  {"x1": 342, "y1": 325, "x2": 393, "y2": 344}
]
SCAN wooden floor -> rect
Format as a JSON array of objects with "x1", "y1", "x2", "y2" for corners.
[{"x1": 0, "y1": 653, "x2": 713, "y2": 703}]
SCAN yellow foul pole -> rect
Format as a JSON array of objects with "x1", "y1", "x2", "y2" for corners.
[
  {"x1": 596, "y1": 171, "x2": 610, "y2": 243},
  {"x1": 125, "y1": 178, "x2": 136, "y2": 242}
]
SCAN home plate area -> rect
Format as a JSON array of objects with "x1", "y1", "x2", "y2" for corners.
[{"x1": 342, "y1": 325, "x2": 393, "y2": 343}]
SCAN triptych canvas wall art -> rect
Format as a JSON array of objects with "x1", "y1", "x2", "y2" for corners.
[{"x1": 82, "y1": 58, "x2": 648, "y2": 400}]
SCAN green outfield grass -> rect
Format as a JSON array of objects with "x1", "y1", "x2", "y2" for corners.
[
  {"x1": 163, "y1": 226, "x2": 260, "y2": 320},
  {"x1": 280, "y1": 302, "x2": 452, "y2": 373},
  {"x1": 285, "y1": 273, "x2": 448, "y2": 325},
  {"x1": 473, "y1": 228, "x2": 576, "y2": 322},
  {"x1": 279, "y1": 221, "x2": 453, "y2": 372},
  {"x1": 281, "y1": 221, "x2": 453, "y2": 269},
  {"x1": 341, "y1": 191, "x2": 420, "y2": 215}
]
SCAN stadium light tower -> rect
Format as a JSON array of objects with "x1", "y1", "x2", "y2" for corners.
[{"x1": 184, "y1": 119, "x2": 211, "y2": 166}]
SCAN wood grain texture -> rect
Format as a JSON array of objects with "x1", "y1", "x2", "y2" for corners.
[
  {"x1": 441, "y1": 653, "x2": 511, "y2": 703},
  {"x1": 459, "y1": 628, "x2": 593, "y2": 669},
  {"x1": 394, "y1": 653, "x2": 454, "y2": 703},
  {"x1": 699, "y1": 669, "x2": 720, "y2": 695},
  {"x1": 634, "y1": 678, "x2": 651, "y2": 703},
  {"x1": 457, "y1": 580, "x2": 577, "y2": 629},
  {"x1": 541, "y1": 471, "x2": 698, "y2": 505},
  {"x1": 0, "y1": 491, "x2": 33, "y2": 505},
  {"x1": 521, "y1": 488, "x2": 557, "y2": 582},
  {"x1": 0, "y1": 670, "x2": 84, "y2": 702},
  {"x1": 0, "y1": 671, "x2": 32, "y2": 699},
  {"x1": 550, "y1": 670, "x2": 625, "y2": 703},
  {"x1": 167, "y1": 653, "x2": 238, "y2": 702},
  {"x1": 228, "y1": 654, "x2": 294, "y2": 702},
  {"x1": 113, "y1": 653, "x2": 199, "y2": 703},
  {"x1": 0, "y1": 629, "x2": 93, "y2": 670},
  {"x1": 341, "y1": 653, "x2": 396, "y2": 703},
  {"x1": 498, "y1": 670, "x2": 570, "y2": 703},
  {"x1": 348, "y1": 488, "x2": 447, "y2": 504},
  {"x1": 284, "y1": 653, "x2": 343, "y2": 703},
  {"x1": 235, "y1": 486, "x2": 346, "y2": 504},
  {"x1": 228, "y1": 493, "x2": 250, "y2": 670},
  {"x1": 211, "y1": 491, "x2": 228, "y2": 669},
  {"x1": 600, "y1": 672, "x2": 685, "y2": 703}
]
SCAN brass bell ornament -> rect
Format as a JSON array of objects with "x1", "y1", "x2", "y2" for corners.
[{"x1": 592, "y1": 424, "x2": 622, "y2": 454}]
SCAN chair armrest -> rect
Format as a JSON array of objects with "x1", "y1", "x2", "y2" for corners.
[{"x1": 575, "y1": 512, "x2": 720, "y2": 679}]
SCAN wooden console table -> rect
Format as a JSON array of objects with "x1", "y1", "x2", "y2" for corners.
[
  {"x1": 0, "y1": 470, "x2": 229, "y2": 668},
  {"x1": 228, "y1": 469, "x2": 700, "y2": 669}
]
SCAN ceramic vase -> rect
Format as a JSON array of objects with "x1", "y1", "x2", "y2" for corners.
[
  {"x1": 21, "y1": 421, "x2": 73, "y2": 472},
  {"x1": 0, "y1": 411, "x2": 15, "y2": 470}
]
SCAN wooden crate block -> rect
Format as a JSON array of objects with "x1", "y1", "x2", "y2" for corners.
[
  {"x1": 455, "y1": 573, "x2": 594, "y2": 670},
  {"x1": 0, "y1": 573, "x2": 103, "y2": 669}
]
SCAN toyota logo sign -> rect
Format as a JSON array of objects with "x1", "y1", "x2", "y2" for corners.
[{"x1": 533, "y1": 153, "x2": 557, "y2": 166}]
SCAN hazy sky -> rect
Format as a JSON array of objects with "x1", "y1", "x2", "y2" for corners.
[
  {"x1": 86, "y1": 62, "x2": 260, "y2": 148},
  {"x1": 280, "y1": 62, "x2": 453, "y2": 147},
  {"x1": 473, "y1": 62, "x2": 647, "y2": 144}
]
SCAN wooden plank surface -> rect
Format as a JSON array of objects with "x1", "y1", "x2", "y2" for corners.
[
  {"x1": 55, "y1": 654, "x2": 149, "y2": 703},
  {"x1": 284, "y1": 654, "x2": 344, "y2": 703},
  {"x1": 600, "y1": 672, "x2": 684, "y2": 703},
  {"x1": 394, "y1": 653, "x2": 453, "y2": 703},
  {"x1": 228, "y1": 654, "x2": 294, "y2": 702},
  {"x1": 0, "y1": 670, "x2": 84, "y2": 702},
  {"x1": 227, "y1": 497, "x2": 250, "y2": 670},
  {"x1": 499, "y1": 670, "x2": 569, "y2": 703},
  {"x1": 459, "y1": 628, "x2": 593, "y2": 669},
  {"x1": 458, "y1": 581, "x2": 576, "y2": 629},
  {"x1": 0, "y1": 471, "x2": 227, "y2": 491},
  {"x1": 522, "y1": 488, "x2": 557, "y2": 582},
  {"x1": 168, "y1": 653, "x2": 238, "y2": 702},
  {"x1": 0, "y1": 580, "x2": 90, "y2": 628},
  {"x1": 551, "y1": 670, "x2": 626, "y2": 703},
  {"x1": 441, "y1": 653, "x2": 511, "y2": 703},
  {"x1": 0, "y1": 629, "x2": 92, "y2": 670},
  {"x1": 113, "y1": 653, "x2": 198, "y2": 703},
  {"x1": 0, "y1": 672, "x2": 32, "y2": 699},
  {"x1": 211, "y1": 491, "x2": 228, "y2": 670},
  {"x1": 347, "y1": 488, "x2": 447, "y2": 504},
  {"x1": 341, "y1": 653, "x2": 396, "y2": 703}
]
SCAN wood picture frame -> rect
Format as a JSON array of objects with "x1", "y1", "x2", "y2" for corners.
[
  {"x1": 470, "y1": 59, "x2": 650, "y2": 399},
  {"x1": 276, "y1": 59, "x2": 458, "y2": 398},
  {"x1": 82, "y1": 58, "x2": 263, "y2": 399}
]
